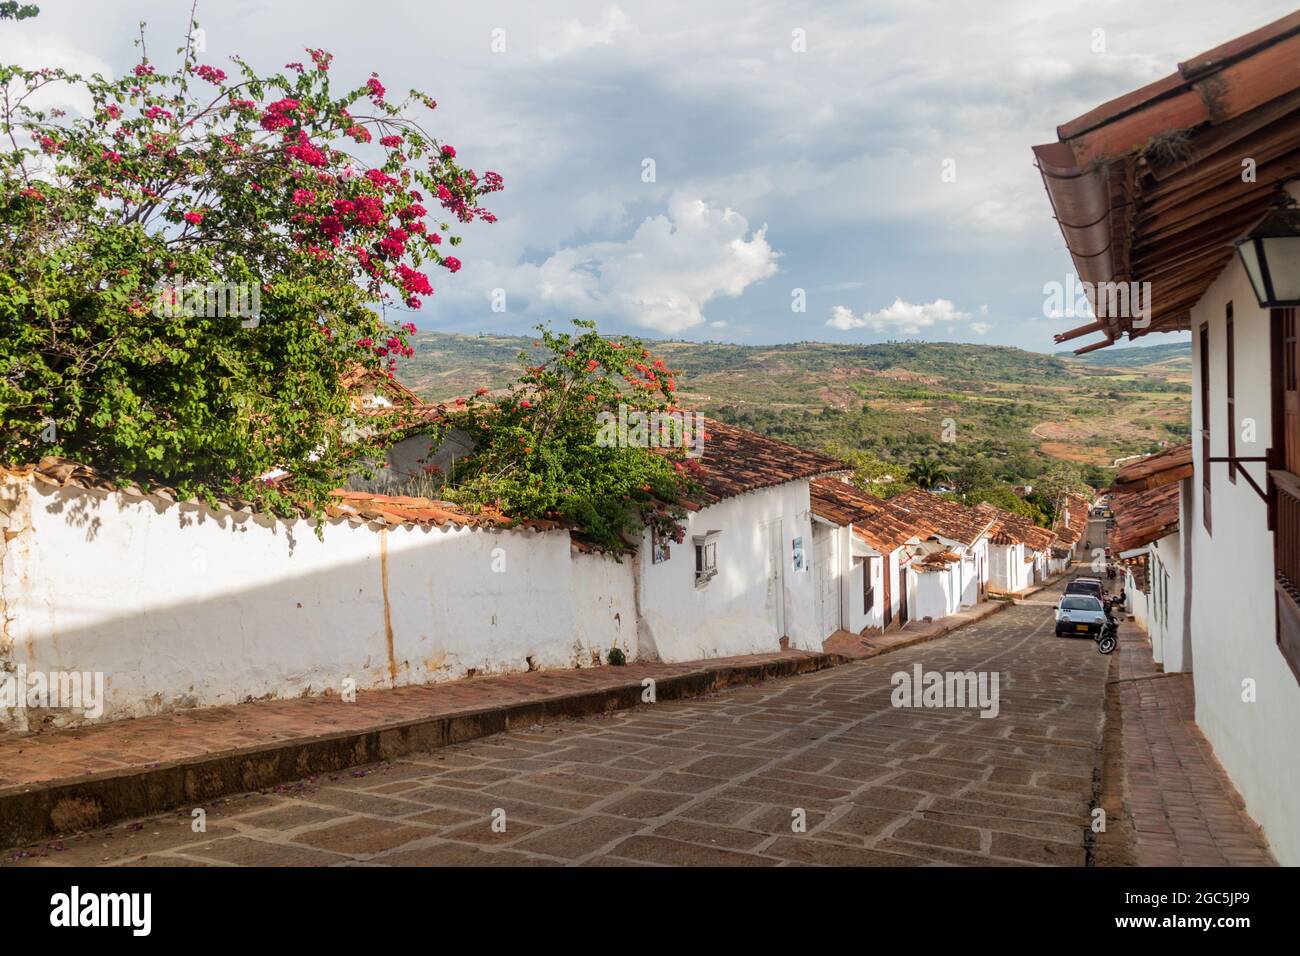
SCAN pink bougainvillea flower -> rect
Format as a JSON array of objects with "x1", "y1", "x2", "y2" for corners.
[
  {"x1": 183, "y1": 211, "x2": 204, "y2": 225},
  {"x1": 194, "y1": 64, "x2": 226, "y2": 84},
  {"x1": 442, "y1": 256, "x2": 462, "y2": 273}
]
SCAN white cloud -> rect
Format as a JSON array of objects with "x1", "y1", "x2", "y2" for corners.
[
  {"x1": 542, "y1": 6, "x2": 631, "y2": 59},
  {"x1": 498, "y1": 197, "x2": 778, "y2": 334},
  {"x1": 826, "y1": 298, "x2": 983, "y2": 335},
  {"x1": 971, "y1": 322, "x2": 992, "y2": 335}
]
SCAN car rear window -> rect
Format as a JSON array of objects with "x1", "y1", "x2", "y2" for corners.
[{"x1": 1061, "y1": 596, "x2": 1102, "y2": 611}]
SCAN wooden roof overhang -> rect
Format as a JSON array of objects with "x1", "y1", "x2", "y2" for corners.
[
  {"x1": 1034, "y1": 11, "x2": 1300, "y2": 352},
  {"x1": 1109, "y1": 442, "x2": 1194, "y2": 493}
]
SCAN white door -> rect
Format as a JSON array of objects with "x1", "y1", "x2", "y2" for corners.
[
  {"x1": 765, "y1": 519, "x2": 786, "y2": 638},
  {"x1": 813, "y1": 525, "x2": 839, "y2": 638}
]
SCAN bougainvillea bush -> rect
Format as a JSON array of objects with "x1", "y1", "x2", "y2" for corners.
[
  {"x1": 437, "y1": 321, "x2": 697, "y2": 552},
  {"x1": 0, "y1": 27, "x2": 500, "y2": 518}
]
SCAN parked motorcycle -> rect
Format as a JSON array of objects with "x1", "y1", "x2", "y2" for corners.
[{"x1": 1097, "y1": 616, "x2": 1118, "y2": 654}]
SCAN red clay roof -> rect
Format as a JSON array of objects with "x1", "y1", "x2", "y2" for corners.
[
  {"x1": 887, "y1": 489, "x2": 995, "y2": 548},
  {"x1": 691, "y1": 418, "x2": 848, "y2": 504},
  {"x1": 1050, "y1": 492, "x2": 1093, "y2": 546},
  {"x1": 12, "y1": 457, "x2": 565, "y2": 537},
  {"x1": 1034, "y1": 11, "x2": 1300, "y2": 352},
  {"x1": 1109, "y1": 482, "x2": 1181, "y2": 552},
  {"x1": 1111, "y1": 443, "x2": 1193, "y2": 493},
  {"x1": 810, "y1": 477, "x2": 928, "y2": 553},
  {"x1": 974, "y1": 502, "x2": 1055, "y2": 551}
]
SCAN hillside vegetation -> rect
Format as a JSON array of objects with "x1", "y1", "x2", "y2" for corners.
[{"x1": 398, "y1": 332, "x2": 1191, "y2": 490}]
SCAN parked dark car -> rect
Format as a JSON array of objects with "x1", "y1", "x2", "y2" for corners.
[{"x1": 1065, "y1": 577, "x2": 1105, "y2": 602}]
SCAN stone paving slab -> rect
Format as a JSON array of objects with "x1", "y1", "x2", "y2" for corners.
[
  {"x1": 0, "y1": 649, "x2": 841, "y2": 850},
  {"x1": 5, "y1": 576, "x2": 1121, "y2": 867}
]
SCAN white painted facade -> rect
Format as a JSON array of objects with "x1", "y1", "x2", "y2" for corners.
[
  {"x1": 962, "y1": 537, "x2": 989, "y2": 606},
  {"x1": 0, "y1": 473, "x2": 630, "y2": 731},
  {"x1": 913, "y1": 563, "x2": 959, "y2": 622},
  {"x1": 1142, "y1": 523, "x2": 1190, "y2": 674},
  {"x1": 988, "y1": 541, "x2": 1030, "y2": 593},
  {"x1": 845, "y1": 544, "x2": 911, "y2": 634},
  {"x1": 1186, "y1": 241, "x2": 1300, "y2": 865},
  {"x1": 634, "y1": 478, "x2": 820, "y2": 661}
]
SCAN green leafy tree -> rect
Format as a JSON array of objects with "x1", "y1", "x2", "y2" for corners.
[
  {"x1": 825, "y1": 444, "x2": 912, "y2": 498},
  {"x1": 907, "y1": 455, "x2": 947, "y2": 490},
  {"x1": 437, "y1": 321, "x2": 694, "y2": 551},
  {"x1": 0, "y1": 3, "x2": 39, "y2": 20},
  {"x1": 952, "y1": 457, "x2": 993, "y2": 501},
  {"x1": 1034, "y1": 462, "x2": 1094, "y2": 504},
  {"x1": 0, "y1": 23, "x2": 501, "y2": 521},
  {"x1": 964, "y1": 483, "x2": 1047, "y2": 525}
]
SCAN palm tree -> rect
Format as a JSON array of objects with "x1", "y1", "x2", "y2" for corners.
[{"x1": 908, "y1": 456, "x2": 946, "y2": 490}]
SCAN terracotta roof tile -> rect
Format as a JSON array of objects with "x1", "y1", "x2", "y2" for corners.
[
  {"x1": 11, "y1": 457, "x2": 562, "y2": 538},
  {"x1": 1109, "y1": 482, "x2": 1181, "y2": 552},
  {"x1": 1034, "y1": 11, "x2": 1300, "y2": 351},
  {"x1": 1111, "y1": 443, "x2": 1193, "y2": 493},
  {"x1": 974, "y1": 502, "x2": 1056, "y2": 551},
  {"x1": 810, "y1": 477, "x2": 928, "y2": 553},
  {"x1": 887, "y1": 489, "x2": 996, "y2": 548},
  {"x1": 691, "y1": 418, "x2": 848, "y2": 504}
]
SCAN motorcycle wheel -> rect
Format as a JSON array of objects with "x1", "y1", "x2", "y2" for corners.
[{"x1": 1098, "y1": 634, "x2": 1116, "y2": 654}]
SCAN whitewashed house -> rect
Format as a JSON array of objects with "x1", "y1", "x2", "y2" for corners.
[
  {"x1": 1108, "y1": 445, "x2": 1193, "y2": 672},
  {"x1": 808, "y1": 476, "x2": 930, "y2": 635},
  {"x1": 633, "y1": 419, "x2": 848, "y2": 660},
  {"x1": 886, "y1": 489, "x2": 994, "y2": 618},
  {"x1": 0, "y1": 404, "x2": 847, "y2": 730},
  {"x1": 974, "y1": 502, "x2": 1056, "y2": 594},
  {"x1": 1037, "y1": 13, "x2": 1300, "y2": 862}
]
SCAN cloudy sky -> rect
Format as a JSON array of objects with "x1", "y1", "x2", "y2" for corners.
[{"x1": 5, "y1": 0, "x2": 1290, "y2": 351}]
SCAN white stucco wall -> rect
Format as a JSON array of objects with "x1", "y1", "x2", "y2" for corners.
[
  {"x1": 0, "y1": 475, "x2": 634, "y2": 730},
  {"x1": 844, "y1": 544, "x2": 902, "y2": 634},
  {"x1": 961, "y1": 539, "x2": 987, "y2": 606},
  {"x1": 1187, "y1": 249, "x2": 1300, "y2": 865},
  {"x1": 989, "y1": 542, "x2": 1028, "y2": 592},
  {"x1": 1145, "y1": 531, "x2": 1188, "y2": 672},
  {"x1": 635, "y1": 479, "x2": 818, "y2": 661},
  {"x1": 913, "y1": 567, "x2": 956, "y2": 622}
]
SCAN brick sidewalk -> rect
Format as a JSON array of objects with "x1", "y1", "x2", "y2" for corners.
[
  {"x1": 0, "y1": 650, "x2": 840, "y2": 848},
  {"x1": 1098, "y1": 627, "x2": 1276, "y2": 866}
]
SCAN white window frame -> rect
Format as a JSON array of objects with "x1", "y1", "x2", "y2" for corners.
[{"x1": 694, "y1": 530, "x2": 721, "y2": 587}]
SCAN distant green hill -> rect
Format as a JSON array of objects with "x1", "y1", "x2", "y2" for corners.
[
  {"x1": 1062, "y1": 340, "x2": 1191, "y2": 370},
  {"x1": 398, "y1": 332, "x2": 1191, "y2": 488}
]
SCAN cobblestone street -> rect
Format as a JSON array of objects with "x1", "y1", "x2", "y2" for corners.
[{"x1": 7, "y1": 577, "x2": 1125, "y2": 867}]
